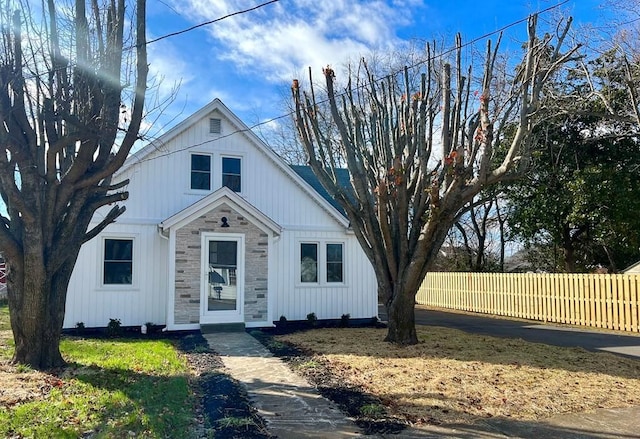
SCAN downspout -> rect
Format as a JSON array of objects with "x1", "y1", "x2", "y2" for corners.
[
  {"x1": 157, "y1": 224, "x2": 170, "y2": 331},
  {"x1": 157, "y1": 224, "x2": 169, "y2": 240}
]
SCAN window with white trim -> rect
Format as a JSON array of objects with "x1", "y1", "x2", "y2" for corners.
[
  {"x1": 299, "y1": 241, "x2": 345, "y2": 284},
  {"x1": 300, "y1": 243, "x2": 318, "y2": 283},
  {"x1": 103, "y1": 238, "x2": 133, "y2": 285},
  {"x1": 222, "y1": 157, "x2": 241, "y2": 192},
  {"x1": 326, "y1": 243, "x2": 344, "y2": 283},
  {"x1": 191, "y1": 153, "x2": 211, "y2": 190}
]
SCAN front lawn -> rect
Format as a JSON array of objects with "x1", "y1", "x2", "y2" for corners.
[
  {"x1": 0, "y1": 305, "x2": 194, "y2": 438},
  {"x1": 276, "y1": 326, "x2": 640, "y2": 427}
]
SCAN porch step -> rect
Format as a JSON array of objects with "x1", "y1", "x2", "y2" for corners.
[{"x1": 200, "y1": 323, "x2": 246, "y2": 333}]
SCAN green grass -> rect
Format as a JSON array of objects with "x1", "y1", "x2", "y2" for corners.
[
  {"x1": 0, "y1": 305, "x2": 196, "y2": 438},
  {"x1": 0, "y1": 304, "x2": 10, "y2": 331}
]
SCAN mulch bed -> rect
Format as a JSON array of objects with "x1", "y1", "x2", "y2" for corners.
[{"x1": 176, "y1": 333, "x2": 273, "y2": 439}]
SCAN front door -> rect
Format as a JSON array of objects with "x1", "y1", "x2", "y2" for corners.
[{"x1": 201, "y1": 233, "x2": 244, "y2": 324}]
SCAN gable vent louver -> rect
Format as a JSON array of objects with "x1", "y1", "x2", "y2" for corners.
[{"x1": 209, "y1": 118, "x2": 222, "y2": 134}]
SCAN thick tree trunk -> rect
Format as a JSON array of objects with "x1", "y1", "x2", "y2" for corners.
[
  {"x1": 8, "y1": 245, "x2": 79, "y2": 370},
  {"x1": 384, "y1": 283, "x2": 418, "y2": 345},
  {"x1": 10, "y1": 293, "x2": 65, "y2": 369}
]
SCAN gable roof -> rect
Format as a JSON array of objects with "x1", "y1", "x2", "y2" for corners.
[
  {"x1": 290, "y1": 165, "x2": 351, "y2": 216},
  {"x1": 121, "y1": 99, "x2": 350, "y2": 228},
  {"x1": 160, "y1": 186, "x2": 281, "y2": 235}
]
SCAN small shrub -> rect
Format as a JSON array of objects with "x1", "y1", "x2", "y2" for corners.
[
  {"x1": 306, "y1": 312, "x2": 317, "y2": 326},
  {"x1": 297, "y1": 360, "x2": 320, "y2": 369},
  {"x1": 192, "y1": 345, "x2": 210, "y2": 353},
  {"x1": 360, "y1": 403, "x2": 385, "y2": 418},
  {"x1": 106, "y1": 318, "x2": 122, "y2": 337},
  {"x1": 15, "y1": 363, "x2": 33, "y2": 373},
  {"x1": 143, "y1": 321, "x2": 156, "y2": 334},
  {"x1": 274, "y1": 315, "x2": 288, "y2": 330},
  {"x1": 75, "y1": 322, "x2": 85, "y2": 330},
  {"x1": 217, "y1": 416, "x2": 255, "y2": 429},
  {"x1": 340, "y1": 313, "x2": 351, "y2": 327}
]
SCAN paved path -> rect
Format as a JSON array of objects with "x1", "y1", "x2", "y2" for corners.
[
  {"x1": 203, "y1": 331, "x2": 494, "y2": 438},
  {"x1": 204, "y1": 312, "x2": 640, "y2": 438},
  {"x1": 203, "y1": 332, "x2": 365, "y2": 438}
]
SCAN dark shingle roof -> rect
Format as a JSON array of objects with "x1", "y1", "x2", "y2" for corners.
[{"x1": 290, "y1": 165, "x2": 351, "y2": 216}]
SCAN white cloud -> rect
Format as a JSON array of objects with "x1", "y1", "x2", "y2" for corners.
[{"x1": 175, "y1": 0, "x2": 421, "y2": 83}]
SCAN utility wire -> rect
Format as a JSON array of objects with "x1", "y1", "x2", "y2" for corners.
[
  {"x1": 22, "y1": 0, "x2": 280, "y2": 80},
  {"x1": 130, "y1": 0, "x2": 571, "y2": 166},
  {"x1": 144, "y1": 0, "x2": 279, "y2": 47}
]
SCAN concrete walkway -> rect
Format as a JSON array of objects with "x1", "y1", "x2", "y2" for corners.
[
  {"x1": 204, "y1": 329, "x2": 640, "y2": 438},
  {"x1": 202, "y1": 331, "x2": 364, "y2": 438}
]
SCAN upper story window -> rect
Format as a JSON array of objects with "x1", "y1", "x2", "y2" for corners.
[
  {"x1": 210, "y1": 118, "x2": 222, "y2": 134},
  {"x1": 191, "y1": 154, "x2": 211, "y2": 190},
  {"x1": 222, "y1": 157, "x2": 241, "y2": 192},
  {"x1": 103, "y1": 238, "x2": 133, "y2": 285}
]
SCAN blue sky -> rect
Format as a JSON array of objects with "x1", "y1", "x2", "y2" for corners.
[{"x1": 143, "y1": 0, "x2": 616, "y2": 144}]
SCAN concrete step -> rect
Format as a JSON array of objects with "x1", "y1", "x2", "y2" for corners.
[{"x1": 200, "y1": 322, "x2": 246, "y2": 333}]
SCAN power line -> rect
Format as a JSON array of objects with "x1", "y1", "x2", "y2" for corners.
[
  {"x1": 129, "y1": 0, "x2": 572, "y2": 166},
  {"x1": 22, "y1": 0, "x2": 280, "y2": 80},
  {"x1": 144, "y1": 0, "x2": 279, "y2": 47}
]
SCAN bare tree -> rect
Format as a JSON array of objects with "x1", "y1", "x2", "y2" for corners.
[
  {"x1": 292, "y1": 15, "x2": 579, "y2": 344},
  {"x1": 0, "y1": 0, "x2": 147, "y2": 369}
]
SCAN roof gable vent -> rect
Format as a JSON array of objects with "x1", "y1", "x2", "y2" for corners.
[{"x1": 209, "y1": 118, "x2": 222, "y2": 134}]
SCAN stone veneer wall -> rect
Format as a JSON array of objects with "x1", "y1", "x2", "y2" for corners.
[{"x1": 174, "y1": 203, "x2": 268, "y2": 325}]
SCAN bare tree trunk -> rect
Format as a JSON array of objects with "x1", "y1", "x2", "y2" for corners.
[
  {"x1": 0, "y1": 0, "x2": 148, "y2": 369},
  {"x1": 7, "y1": 225, "x2": 80, "y2": 368},
  {"x1": 384, "y1": 284, "x2": 418, "y2": 345},
  {"x1": 292, "y1": 15, "x2": 577, "y2": 345}
]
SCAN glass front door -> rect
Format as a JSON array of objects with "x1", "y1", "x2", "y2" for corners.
[{"x1": 207, "y1": 240, "x2": 238, "y2": 312}]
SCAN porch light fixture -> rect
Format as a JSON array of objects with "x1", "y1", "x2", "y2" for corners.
[{"x1": 221, "y1": 216, "x2": 230, "y2": 227}]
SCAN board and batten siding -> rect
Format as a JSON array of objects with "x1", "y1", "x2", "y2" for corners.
[
  {"x1": 114, "y1": 110, "x2": 339, "y2": 230},
  {"x1": 271, "y1": 229, "x2": 377, "y2": 321},
  {"x1": 64, "y1": 222, "x2": 168, "y2": 329},
  {"x1": 65, "y1": 100, "x2": 377, "y2": 328}
]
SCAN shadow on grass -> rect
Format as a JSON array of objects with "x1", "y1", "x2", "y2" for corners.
[{"x1": 65, "y1": 360, "x2": 192, "y2": 437}]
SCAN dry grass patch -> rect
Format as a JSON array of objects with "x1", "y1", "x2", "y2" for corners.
[
  {"x1": 277, "y1": 326, "x2": 640, "y2": 425},
  {"x1": 0, "y1": 328, "x2": 55, "y2": 408}
]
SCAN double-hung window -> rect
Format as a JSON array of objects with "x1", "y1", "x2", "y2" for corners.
[
  {"x1": 191, "y1": 154, "x2": 211, "y2": 190},
  {"x1": 299, "y1": 242, "x2": 344, "y2": 284},
  {"x1": 300, "y1": 243, "x2": 318, "y2": 283},
  {"x1": 103, "y1": 238, "x2": 133, "y2": 285},
  {"x1": 222, "y1": 157, "x2": 241, "y2": 192},
  {"x1": 326, "y1": 243, "x2": 344, "y2": 283}
]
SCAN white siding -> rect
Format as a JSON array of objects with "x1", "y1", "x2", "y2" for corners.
[
  {"x1": 66, "y1": 100, "x2": 377, "y2": 328},
  {"x1": 271, "y1": 230, "x2": 378, "y2": 321},
  {"x1": 64, "y1": 223, "x2": 168, "y2": 328}
]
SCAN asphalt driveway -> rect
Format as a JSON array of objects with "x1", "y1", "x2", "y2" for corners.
[{"x1": 378, "y1": 304, "x2": 640, "y2": 359}]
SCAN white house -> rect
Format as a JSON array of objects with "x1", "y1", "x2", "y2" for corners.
[
  {"x1": 624, "y1": 261, "x2": 640, "y2": 274},
  {"x1": 63, "y1": 99, "x2": 378, "y2": 330}
]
